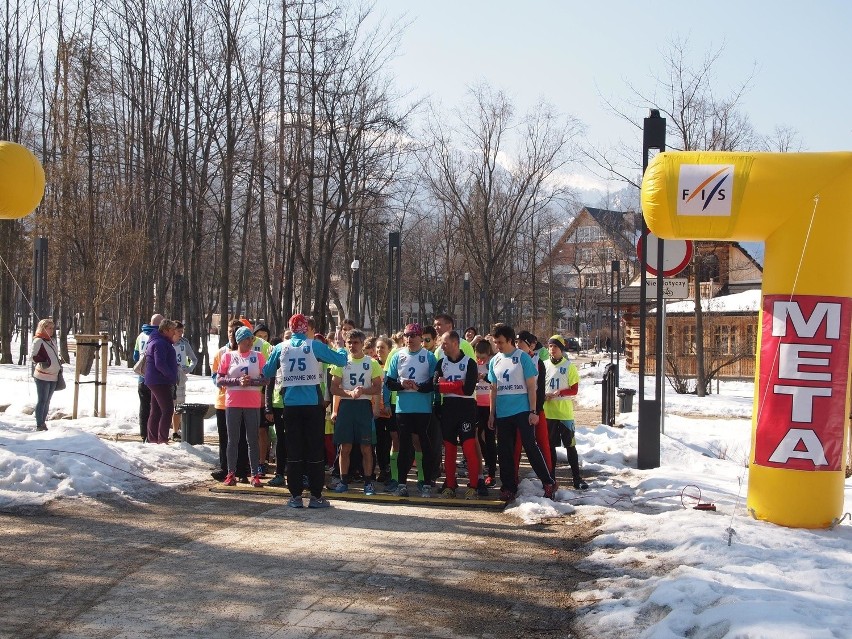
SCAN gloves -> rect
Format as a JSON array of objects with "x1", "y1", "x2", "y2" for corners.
[{"x1": 438, "y1": 380, "x2": 465, "y2": 395}]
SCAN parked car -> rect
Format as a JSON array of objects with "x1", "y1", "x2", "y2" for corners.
[{"x1": 565, "y1": 337, "x2": 581, "y2": 354}]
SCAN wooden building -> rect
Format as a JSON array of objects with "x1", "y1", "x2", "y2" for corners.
[{"x1": 619, "y1": 242, "x2": 763, "y2": 381}]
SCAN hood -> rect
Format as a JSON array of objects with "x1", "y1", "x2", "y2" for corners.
[{"x1": 141, "y1": 323, "x2": 158, "y2": 335}]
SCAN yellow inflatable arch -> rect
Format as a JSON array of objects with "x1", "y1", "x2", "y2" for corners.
[
  {"x1": 642, "y1": 151, "x2": 851, "y2": 529},
  {"x1": 0, "y1": 141, "x2": 45, "y2": 219}
]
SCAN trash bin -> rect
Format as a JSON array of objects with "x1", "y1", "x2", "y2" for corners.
[
  {"x1": 617, "y1": 388, "x2": 636, "y2": 413},
  {"x1": 176, "y1": 403, "x2": 209, "y2": 445}
]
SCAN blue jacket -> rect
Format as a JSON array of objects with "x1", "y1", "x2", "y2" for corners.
[
  {"x1": 144, "y1": 329, "x2": 179, "y2": 386},
  {"x1": 263, "y1": 334, "x2": 347, "y2": 406}
]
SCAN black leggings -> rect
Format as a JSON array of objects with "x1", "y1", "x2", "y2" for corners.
[
  {"x1": 284, "y1": 404, "x2": 326, "y2": 498},
  {"x1": 496, "y1": 412, "x2": 554, "y2": 493},
  {"x1": 138, "y1": 383, "x2": 151, "y2": 441},
  {"x1": 271, "y1": 407, "x2": 286, "y2": 472},
  {"x1": 395, "y1": 412, "x2": 433, "y2": 485},
  {"x1": 476, "y1": 405, "x2": 497, "y2": 478}
]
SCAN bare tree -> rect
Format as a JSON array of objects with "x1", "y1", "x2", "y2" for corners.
[{"x1": 420, "y1": 84, "x2": 580, "y2": 327}]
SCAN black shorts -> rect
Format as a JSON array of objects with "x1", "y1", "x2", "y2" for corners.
[{"x1": 440, "y1": 402, "x2": 477, "y2": 445}]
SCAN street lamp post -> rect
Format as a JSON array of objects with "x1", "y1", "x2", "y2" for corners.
[
  {"x1": 463, "y1": 272, "x2": 470, "y2": 331},
  {"x1": 639, "y1": 108, "x2": 666, "y2": 470},
  {"x1": 350, "y1": 258, "x2": 360, "y2": 328},
  {"x1": 612, "y1": 259, "x2": 621, "y2": 386}
]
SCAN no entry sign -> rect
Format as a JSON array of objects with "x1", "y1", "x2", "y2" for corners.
[{"x1": 637, "y1": 232, "x2": 694, "y2": 277}]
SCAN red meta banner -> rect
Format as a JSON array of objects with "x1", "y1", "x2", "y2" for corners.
[{"x1": 754, "y1": 295, "x2": 852, "y2": 471}]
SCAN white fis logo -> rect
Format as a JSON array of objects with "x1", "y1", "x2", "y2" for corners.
[{"x1": 677, "y1": 164, "x2": 734, "y2": 216}]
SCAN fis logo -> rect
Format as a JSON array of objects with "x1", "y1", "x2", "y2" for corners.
[
  {"x1": 363, "y1": 362, "x2": 370, "y2": 370},
  {"x1": 677, "y1": 164, "x2": 734, "y2": 216}
]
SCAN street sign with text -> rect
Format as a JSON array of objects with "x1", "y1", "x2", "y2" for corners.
[{"x1": 645, "y1": 278, "x2": 689, "y2": 300}]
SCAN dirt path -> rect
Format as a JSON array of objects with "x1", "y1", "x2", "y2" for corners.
[{"x1": 1, "y1": 483, "x2": 598, "y2": 639}]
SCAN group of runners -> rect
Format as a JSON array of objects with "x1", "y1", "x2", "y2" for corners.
[{"x1": 203, "y1": 311, "x2": 588, "y2": 509}]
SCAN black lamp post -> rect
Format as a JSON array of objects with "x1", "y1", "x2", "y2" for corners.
[
  {"x1": 638, "y1": 109, "x2": 666, "y2": 470},
  {"x1": 463, "y1": 272, "x2": 470, "y2": 331},
  {"x1": 351, "y1": 258, "x2": 360, "y2": 328},
  {"x1": 387, "y1": 232, "x2": 401, "y2": 334},
  {"x1": 612, "y1": 259, "x2": 621, "y2": 386}
]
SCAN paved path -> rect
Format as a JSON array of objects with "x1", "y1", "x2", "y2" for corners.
[{"x1": 1, "y1": 483, "x2": 595, "y2": 639}]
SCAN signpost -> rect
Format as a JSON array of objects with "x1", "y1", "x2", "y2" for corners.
[
  {"x1": 637, "y1": 232, "x2": 694, "y2": 439},
  {"x1": 645, "y1": 277, "x2": 689, "y2": 300},
  {"x1": 636, "y1": 233, "x2": 693, "y2": 277}
]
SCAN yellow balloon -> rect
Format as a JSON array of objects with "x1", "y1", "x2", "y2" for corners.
[
  {"x1": 0, "y1": 141, "x2": 45, "y2": 219},
  {"x1": 641, "y1": 151, "x2": 852, "y2": 529}
]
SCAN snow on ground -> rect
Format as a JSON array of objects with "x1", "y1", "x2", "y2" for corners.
[
  {"x1": 1, "y1": 345, "x2": 850, "y2": 638},
  {"x1": 505, "y1": 360, "x2": 852, "y2": 639},
  {"x1": 0, "y1": 360, "x2": 222, "y2": 508}
]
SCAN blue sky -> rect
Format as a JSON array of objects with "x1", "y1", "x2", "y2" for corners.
[{"x1": 372, "y1": 0, "x2": 852, "y2": 190}]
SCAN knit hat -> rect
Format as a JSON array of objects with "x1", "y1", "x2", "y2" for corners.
[
  {"x1": 547, "y1": 335, "x2": 566, "y2": 350},
  {"x1": 516, "y1": 330, "x2": 537, "y2": 346},
  {"x1": 404, "y1": 323, "x2": 422, "y2": 336},
  {"x1": 289, "y1": 313, "x2": 309, "y2": 335},
  {"x1": 253, "y1": 323, "x2": 270, "y2": 336},
  {"x1": 235, "y1": 326, "x2": 253, "y2": 344},
  {"x1": 313, "y1": 333, "x2": 328, "y2": 345}
]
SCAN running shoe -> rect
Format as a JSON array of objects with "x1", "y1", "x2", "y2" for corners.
[
  {"x1": 395, "y1": 483, "x2": 409, "y2": 497},
  {"x1": 573, "y1": 478, "x2": 589, "y2": 490},
  {"x1": 308, "y1": 496, "x2": 331, "y2": 508},
  {"x1": 211, "y1": 469, "x2": 227, "y2": 482},
  {"x1": 36, "y1": 424, "x2": 48, "y2": 432},
  {"x1": 267, "y1": 474, "x2": 286, "y2": 487},
  {"x1": 419, "y1": 483, "x2": 432, "y2": 498},
  {"x1": 462, "y1": 486, "x2": 477, "y2": 499},
  {"x1": 258, "y1": 463, "x2": 268, "y2": 477},
  {"x1": 223, "y1": 472, "x2": 237, "y2": 487},
  {"x1": 251, "y1": 474, "x2": 263, "y2": 488},
  {"x1": 484, "y1": 475, "x2": 495, "y2": 487},
  {"x1": 543, "y1": 482, "x2": 559, "y2": 500},
  {"x1": 333, "y1": 482, "x2": 349, "y2": 493},
  {"x1": 499, "y1": 489, "x2": 516, "y2": 502},
  {"x1": 476, "y1": 478, "x2": 489, "y2": 497},
  {"x1": 287, "y1": 496, "x2": 304, "y2": 508},
  {"x1": 438, "y1": 486, "x2": 456, "y2": 499},
  {"x1": 383, "y1": 479, "x2": 398, "y2": 494},
  {"x1": 171, "y1": 432, "x2": 181, "y2": 441},
  {"x1": 364, "y1": 482, "x2": 376, "y2": 496}
]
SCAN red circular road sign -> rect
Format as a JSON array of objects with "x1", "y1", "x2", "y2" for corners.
[{"x1": 637, "y1": 232, "x2": 694, "y2": 277}]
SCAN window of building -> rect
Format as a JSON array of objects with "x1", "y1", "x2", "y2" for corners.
[
  {"x1": 666, "y1": 325, "x2": 675, "y2": 352},
  {"x1": 680, "y1": 325, "x2": 696, "y2": 355},
  {"x1": 575, "y1": 226, "x2": 603, "y2": 243},
  {"x1": 577, "y1": 248, "x2": 595, "y2": 263},
  {"x1": 745, "y1": 324, "x2": 757, "y2": 352},
  {"x1": 698, "y1": 254, "x2": 720, "y2": 282},
  {"x1": 583, "y1": 273, "x2": 599, "y2": 288},
  {"x1": 713, "y1": 324, "x2": 737, "y2": 355}
]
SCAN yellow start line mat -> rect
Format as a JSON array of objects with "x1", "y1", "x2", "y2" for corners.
[{"x1": 209, "y1": 483, "x2": 507, "y2": 509}]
